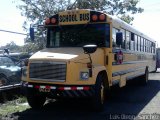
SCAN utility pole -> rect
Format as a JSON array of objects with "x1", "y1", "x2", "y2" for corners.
[{"x1": 0, "y1": 29, "x2": 27, "y2": 35}]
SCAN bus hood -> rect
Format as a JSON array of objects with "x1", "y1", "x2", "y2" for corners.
[{"x1": 30, "y1": 48, "x2": 86, "y2": 61}]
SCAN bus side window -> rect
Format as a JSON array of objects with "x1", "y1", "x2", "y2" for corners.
[
  {"x1": 141, "y1": 38, "x2": 144, "y2": 52},
  {"x1": 147, "y1": 41, "x2": 149, "y2": 53},
  {"x1": 121, "y1": 29, "x2": 126, "y2": 49},
  {"x1": 151, "y1": 42, "x2": 153, "y2": 53},
  {"x1": 126, "y1": 31, "x2": 130, "y2": 50},
  {"x1": 147, "y1": 40, "x2": 149, "y2": 53},
  {"x1": 138, "y1": 36, "x2": 141, "y2": 51},
  {"x1": 143, "y1": 38, "x2": 145, "y2": 52},
  {"x1": 141, "y1": 37, "x2": 143, "y2": 52},
  {"x1": 146, "y1": 40, "x2": 149, "y2": 52},
  {"x1": 130, "y1": 32, "x2": 135, "y2": 51},
  {"x1": 135, "y1": 35, "x2": 138, "y2": 51},
  {"x1": 153, "y1": 43, "x2": 156, "y2": 53},
  {"x1": 144, "y1": 39, "x2": 147, "y2": 52},
  {"x1": 150, "y1": 41, "x2": 152, "y2": 53},
  {"x1": 148, "y1": 41, "x2": 150, "y2": 53},
  {"x1": 112, "y1": 27, "x2": 119, "y2": 47}
]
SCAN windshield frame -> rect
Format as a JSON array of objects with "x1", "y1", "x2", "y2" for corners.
[{"x1": 46, "y1": 23, "x2": 110, "y2": 48}]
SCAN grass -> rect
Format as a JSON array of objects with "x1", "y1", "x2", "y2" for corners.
[{"x1": 0, "y1": 97, "x2": 30, "y2": 117}]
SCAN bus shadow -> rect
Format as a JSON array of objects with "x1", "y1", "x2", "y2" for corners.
[{"x1": 13, "y1": 80, "x2": 160, "y2": 120}]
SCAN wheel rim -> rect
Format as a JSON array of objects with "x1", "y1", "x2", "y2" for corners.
[{"x1": 100, "y1": 83, "x2": 105, "y2": 104}]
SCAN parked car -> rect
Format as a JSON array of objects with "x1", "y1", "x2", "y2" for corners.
[{"x1": 0, "y1": 56, "x2": 22, "y2": 86}]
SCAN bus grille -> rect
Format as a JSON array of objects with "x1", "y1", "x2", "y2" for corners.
[{"x1": 29, "y1": 62, "x2": 66, "y2": 82}]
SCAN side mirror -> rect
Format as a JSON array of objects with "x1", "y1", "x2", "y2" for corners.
[
  {"x1": 29, "y1": 27, "x2": 34, "y2": 41},
  {"x1": 116, "y1": 32, "x2": 123, "y2": 46},
  {"x1": 83, "y1": 45, "x2": 97, "y2": 54}
]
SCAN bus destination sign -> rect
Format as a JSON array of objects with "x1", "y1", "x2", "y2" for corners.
[{"x1": 59, "y1": 10, "x2": 90, "y2": 25}]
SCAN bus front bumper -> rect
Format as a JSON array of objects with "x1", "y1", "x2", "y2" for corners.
[{"x1": 21, "y1": 82, "x2": 95, "y2": 98}]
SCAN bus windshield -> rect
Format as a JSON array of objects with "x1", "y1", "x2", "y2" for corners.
[{"x1": 47, "y1": 24, "x2": 110, "y2": 47}]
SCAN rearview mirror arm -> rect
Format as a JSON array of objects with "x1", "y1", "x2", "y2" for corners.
[
  {"x1": 88, "y1": 54, "x2": 92, "y2": 64},
  {"x1": 87, "y1": 53, "x2": 92, "y2": 77}
]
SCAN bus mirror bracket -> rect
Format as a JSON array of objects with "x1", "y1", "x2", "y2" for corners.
[
  {"x1": 116, "y1": 32, "x2": 123, "y2": 46},
  {"x1": 83, "y1": 45, "x2": 97, "y2": 77}
]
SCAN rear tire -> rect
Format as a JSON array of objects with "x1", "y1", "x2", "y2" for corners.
[
  {"x1": 26, "y1": 89, "x2": 46, "y2": 109},
  {"x1": 140, "y1": 67, "x2": 149, "y2": 85}
]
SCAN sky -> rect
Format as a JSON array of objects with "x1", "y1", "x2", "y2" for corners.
[
  {"x1": 132, "y1": 0, "x2": 160, "y2": 47},
  {"x1": 0, "y1": 0, "x2": 26, "y2": 47},
  {"x1": 0, "y1": 0, "x2": 160, "y2": 47}
]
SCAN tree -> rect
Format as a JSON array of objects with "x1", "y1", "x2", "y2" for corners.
[
  {"x1": 71, "y1": 0, "x2": 143, "y2": 24},
  {"x1": 20, "y1": 42, "x2": 41, "y2": 53},
  {"x1": 16, "y1": 0, "x2": 143, "y2": 27},
  {"x1": 0, "y1": 41, "x2": 21, "y2": 53},
  {"x1": 15, "y1": 0, "x2": 71, "y2": 30},
  {"x1": 14, "y1": 0, "x2": 72, "y2": 50}
]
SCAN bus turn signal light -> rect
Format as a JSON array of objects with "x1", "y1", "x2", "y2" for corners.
[
  {"x1": 92, "y1": 15, "x2": 98, "y2": 21},
  {"x1": 45, "y1": 18, "x2": 50, "y2": 24},
  {"x1": 99, "y1": 14, "x2": 105, "y2": 21},
  {"x1": 51, "y1": 18, "x2": 56, "y2": 24}
]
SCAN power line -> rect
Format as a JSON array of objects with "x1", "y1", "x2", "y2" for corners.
[{"x1": 0, "y1": 29, "x2": 27, "y2": 35}]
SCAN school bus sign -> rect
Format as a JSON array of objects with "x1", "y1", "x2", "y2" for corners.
[{"x1": 59, "y1": 10, "x2": 90, "y2": 25}]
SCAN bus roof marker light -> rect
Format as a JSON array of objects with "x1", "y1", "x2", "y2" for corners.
[
  {"x1": 92, "y1": 15, "x2": 98, "y2": 21},
  {"x1": 99, "y1": 14, "x2": 105, "y2": 21},
  {"x1": 45, "y1": 18, "x2": 50, "y2": 24},
  {"x1": 51, "y1": 18, "x2": 56, "y2": 24}
]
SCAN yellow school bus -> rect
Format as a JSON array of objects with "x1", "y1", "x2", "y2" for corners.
[{"x1": 22, "y1": 9, "x2": 156, "y2": 111}]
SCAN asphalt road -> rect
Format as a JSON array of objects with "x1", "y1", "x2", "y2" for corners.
[{"x1": 10, "y1": 69, "x2": 160, "y2": 120}]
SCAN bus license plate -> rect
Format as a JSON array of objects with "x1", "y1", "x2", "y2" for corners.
[{"x1": 39, "y1": 88, "x2": 50, "y2": 93}]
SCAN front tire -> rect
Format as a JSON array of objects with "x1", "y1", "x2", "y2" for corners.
[
  {"x1": 26, "y1": 89, "x2": 46, "y2": 109},
  {"x1": 92, "y1": 74, "x2": 105, "y2": 111}
]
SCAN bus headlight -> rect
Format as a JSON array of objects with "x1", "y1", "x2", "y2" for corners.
[{"x1": 80, "y1": 72, "x2": 89, "y2": 80}]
